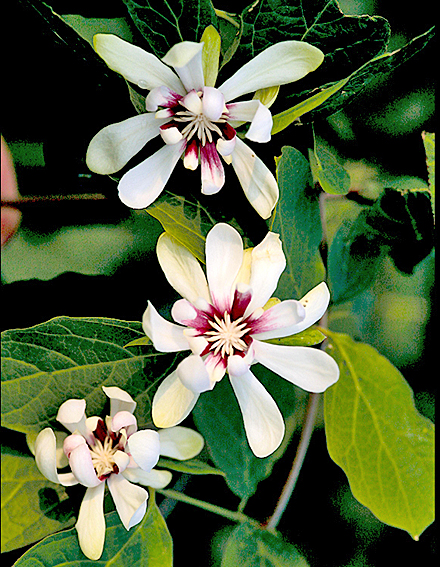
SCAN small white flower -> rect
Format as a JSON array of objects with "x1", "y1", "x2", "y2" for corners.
[
  {"x1": 34, "y1": 386, "x2": 203, "y2": 560},
  {"x1": 144, "y1": 224, "x2": 339, "y2": 458},
  {"x1": 86, "y1": 33, "x2": 324, "y2": 218}
]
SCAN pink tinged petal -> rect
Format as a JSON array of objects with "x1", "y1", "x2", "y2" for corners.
[
  {"x1": 252, "y1": 341, "x2": 340, "y2": 392},
  {"x1": 107, "y1": 473, "x2": 148, "y2": 530},
  {"x1": 177, "y1": 355, "x2": 213, "y2": 393},
  {"x1": 158, "y1": 426, "x2": 204, "y2": 460},
  {"x1": 113, "y1": 450, "x2": 130, "y2": 474},
  {"x1": 205, "y1": 223, "x2": 244, "y2": 313},
  {"x1": 145, "y1": 86, "x2": 182, "y2": 111},
  {"x1": 63, "y1": 434, "x2": 87, "y2": 459},
  {"x1": 126, "y1": 430, "x2": 161, "y2": 472},
  {"x1": 34, "y1": 428, "x2": 78, "y2": 486},
  {"x1": 231, "y1": 138, "x2": 279, "y2": 219},
  {"x1": 184, "y1": 140, "x2": 199, "y2": 170},
  {"x1": 69, "y1": 443, "x2": 101, "y2": 487},
  {"x1": 111, "y1": 411, "x2": 138, "y2": 437},
  {"x1": 228, "y1": 368, "x2": 285, "y2": 458},
  {"x1": 156, "y1": 232, "x2": 211, "y2": 304},
  {"x1": 218, "y1": 40, "x2": 325, "y2": 103},
  {"x1": 76, "y1": 483, "x2": 106, "y2": 560},
  {"x1": 202, "y1": 87, "x2": 225, "y2": 121},
  {"x1": 160, "y1": 124, "x2": 184, "y2": 145},
  {"x1": 226, "y1": 100, "x2": 273, "y2": 143},
  {"x1": 143, "y1": 301, "x2": 188, "y2": 352},
  {"x1": 86, "y1": 114, "x2": 166, "y2": 175},
  {"x1": 102, "y1": 386, "x2": 136, "y2": 417},
  {"x1": 162, "y1": 42, "x2": 205, "y2": 92},
  {"x1": 181, "y1": 89, "x2": 203, "y2": 114},
  {"x1": 183, "y1": 328, "x2": 210, "y2": 356},
  {"x1": 171, "y1": 298, "x2": 197, "y2": 324},
  {"x1": 217, "y1": 123, "x2": 236, "y2": 157},
  {"x1": 93, "y1": 34, "x2": 185, "y2": 94},
  {"x1": 230, "y1": 283, "x2": 253, "y2": 320},
  {"x1": 123, "y1": 467, "x2": 172, "y2": 489},
  {"x1": 152, "y1": 370, "x2": 199, "y2": 428},
  {"x1": 250, "y1": 300, "x2": 306, "y2": 340},
  {"x1": 204, "y1": 352, "x2": 227, "y2": 384},
  {"x1": 200, "y1": 142, "x2": 225, "y2": 195},
  {"x1": 118, "y1": 141, "x2": 186, "y2": 209}
]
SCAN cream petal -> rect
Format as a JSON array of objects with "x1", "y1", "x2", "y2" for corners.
[
  {"x1": 107, "y1": 473, "x2": 148, "y2": 530},
  {"x1": 162, "y1": 41, "x2": 205, "y2": 92},
  {"x1": 200, "y1": 142, "x2": 225, "y2": 195},
  {"x1": 34, "y1": 428, "x2": 78, "y2": 486},
  {"x1": 69, "y1": 443, "x2": 101, "y2": 487},
  {"x1": 218, "y1": 41, "x2": 324, "y2": 102},
  {"x1": 86, "y1": 114, "x2": 166, "y2": 175},
  {"x1": 181, "y1": 89, "x2": 203, "y2": 114},
  {"x1": 226, "y1": 100, "x2": 273, "y2": 143},
  {"x1": 228, "y1": 368, "x2": 285, "y2": 458},
  {"x1": 127, "y1": 430, "x2": 161, "y2": 472},
  {"x1": 156, "y1": 232, "x2": 211, "y2": 304},
  {"x1": 63, "y1": 433, "x2": 87, "y2": 459},
  {"x1": 231, "y1": 138, "x2": 279, "y2": 219},
  {"x1": 111, "y1": 411, "x2": 137, "y2": 437},
  {"x1": 183, "y1": 140, "x2": 199, "y2": 170},
  {"x1": 158, "y1": 426, "x2": 204, "y2": 460},
  {"x1": 250, "y1": 300, "x2": 306, "y2": 340},
  {"x1": 118, "y1": 141, "x2": 186, "y2": 209},
  {"x1": 160, "y1": 125, "x2": 184, "y2": 145},
  {"x1": 252, "y1": 341, "x2": 339, "y2": 392},
  {"x1": 176, "y1": 355, "x2": 213, "y2": 393},
  {"x1": 142, "y1": 301, "x2": 188, "y2": 352},
  {"x1": 76, "y1": 483, "x2": 106, "y2": 560},
  {"x1": 102, "y1": 386, "x2": 136, "y2": 417},
  {"x1": 94, "y1": 34, "x2": 184, "y2": 94},
  {"x1": 205, "y1": 223, "x2": 244, "y2": 313},
  {"x1": 202, "y1": 87, "x2": 225, "y2": 121},
  {"x1": 216, "y1": 135, "x2": 236, "y2": 157},
  {"x1": 123, "y1": 467, "x2": 172, "y2": 489},
  {"x1": 152, "y1": 370, "x2": 199, "y2": 428}
]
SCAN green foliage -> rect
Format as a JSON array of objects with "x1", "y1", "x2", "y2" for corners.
[
  {"x1": 422, "y1": 131, "x2": 435, "y2": 213},
  {"x1": 323, "y1": 331, "x2": 435, "y2": 539},
  {"x1": 309, "y1": 136, "x2": 351, "y2": 195},
  {"x1": 265, "y1": 327, "x2": 326, "y2": 347},
  {"x1": 157, "y1": 458, "x2": 225, "y2": 476}
]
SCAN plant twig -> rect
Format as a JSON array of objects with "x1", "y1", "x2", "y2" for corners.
[{"x1": 1, "y1": 193, "x2": 108, "y2": 210}]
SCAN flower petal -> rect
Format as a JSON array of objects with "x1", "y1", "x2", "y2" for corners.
[
  {"x1": 152, "y1": 370, "x2": 199, "y2": 428},
  {"x1": 76, "y1": 483, "x2": 106, "y2": 560},
  {"x1": 111, "y1": 411, "x2": 138, "y2": 437},
  {"x1": 200, "y1": 142, "x2": 225, "y2": 195},
  {"x1": 94, "y1": 34, "x2": 184, "y2": 94},
  {"x1": 127, "y1": 430, "x2": 161, "y2": 472},
  {"x1": 107, "y1": 473, "x2": 148, "y2": 530},
  {"x1": 228, "y1": 367, "x2": 285, "y2": 458},
  {"x1": 69, "y1": 443, "x2": 101, "y2": 487},
  {"x1": 231, "y1": 138, "x2": 279, "y2": 219},
  {"x1": 156, "y1": 231, "x2": 210, "y2": 304},
  {"x1": 162, "y1": 41, "x2": 205, "y2": 92},
  {"x1": 160, "y1": 124, "x2": 184, "y2": 145},
  {"x1": 102, "y1": 386, "x2": 137, "y2": 417},
  {"x1": 181, "y1": 89, "x2": 203, "y2": 114},
  {"x1": 176, "y1": 355, "x2": 213, "y2": 393},
  {"x1": 184, "y1": 139, "x2": 199, "y2": 170},
  {"x1": 226, "y1": 100, "x2": 273, "y2": 143},
  {"x1": 218, "y1": 41, "x2": 324, "y2": 102},
  {"x1": 250, "y1": 300, "x2": 306, "y2": 340},
  {"x1": 123, "y1": 467, "x2": 172, "y2": 489},
  {"x1": 252, "y1": 341, "x2": 340, "y2": 392},
  {"x1": 34, "y1": 428, "x2": 78, "y2": 486},
  {"x1": 204, "y1": 352, "x2": 227, "y2": 385},
  {"x1": 56, "y1": 399, "x2": 94, "y2": 445},
  {"x1": 205, "y1": 223, "x2": 244, "y2": 313},
  {"x1": 158, "y1": 426, "x2": 204, "y2": 460},
  {"x1": 143, "y1": 301, "x2": 188, "y2": 352},
  {"x1": 145, "y1": 86, "x2": 182, "y2": 111},
  {"x1": 203, "y1": 87, "x2": 225, "y2": 121},
  {"x1": 86, "y1": 114, "x2": 166, "y2": 175}
]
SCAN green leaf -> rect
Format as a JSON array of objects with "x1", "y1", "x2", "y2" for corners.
[
  {"x1": 122, "y1": 0, "x2": 218, "y2": 58},
  {"x1": 14, "y1": 493, "x2": 172, "y2": 566},
  {"x1": 271, "y1": 146, "x2": 325, "y2": 300},
  {"x1": 222, "y1": 522, "x2": 309, "y2": 567},
  {"x1": 323, "y1": 331, "x2": 435, "y2": 539},
  {"x1": 422, "y1": 131, "x2": 435, "y2": 214},
  {"x1": 309, "y1": 136, "x2": 350, "y2": 196},
  {"x1": 264, "y1": 327, "x2": 326, "y2": 347},
  {"x1": 1, "y1": 451, "x2": 74, "y2": 553},
  {"x1": 157, "y1": 458, "x2": 225, "y2": 476},
  {"x1": 1, "y1": 317, "x2": 182, "y2": 434}
]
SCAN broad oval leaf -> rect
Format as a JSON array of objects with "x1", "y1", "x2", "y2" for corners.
[{"x1": 323, "y1": 331, "x2": 435, "y2": 539}]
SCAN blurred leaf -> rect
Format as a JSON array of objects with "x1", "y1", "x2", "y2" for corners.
[
  {"x1": 271, "y1": 146, "x2": 325, "y2": 300},
  {"x1": 309, "y1": 136, "x2": 351, "y2": 195},
  {"x1": 14, "y1": 493, "x2": 172, "y2": 566},
  {"x1": 1, "y1": 317, "x2": 181, "y2": 434},
  {"x1": 157, "y1": 458, "x2": 225, "y2": 476},
  {"x1": 422, "y1": 131, "x2": 435, "y2": 214},
  {"x1": 323, "y1": 331, "x2": 435, "y2": 539},
  {"x1": 222, "y1": 522, "x2": 309, "y2": 567},
  {"x1": 265, "y1": 327, "x2": 326, "y2": 347},
  {"x1": 1, "y1": 451, "x2": 74, "y2": 553}
]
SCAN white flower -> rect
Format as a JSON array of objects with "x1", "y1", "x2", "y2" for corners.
[
  {"x1": 144, "y1": 224, "x2": 339, "y2": 458},
  {"x1": 86, "y1": 33, "x2": 324, "y2": 218},
  {"x1": 34, "y1": 386, "x2": 203, "y2": 560}
]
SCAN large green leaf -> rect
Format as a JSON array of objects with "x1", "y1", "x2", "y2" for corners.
[
  {"x1": 1, "y1": 451, "x2": 74, "y2": 553},
  {"x1": 323, "y1": 331, "x2": 435, "y2": 539},
  {"x1": 222, "y1": 522, "x2": 309, "y2": 567},
  {"x1": 309, "y1": 136, "x2": 351, "y2": 196},
  {"x1": 271, "y1": 146, "x2": 325, "y2": 300},
  {"x1": 1, "y1": 317, "x2": 182, "y2": 434},
  {"x1": 14, "y1": 493, "x2": 172, "y2": 566},
  {"x1": 422, "y1": 131, "x2": 435, "y2": 214}
]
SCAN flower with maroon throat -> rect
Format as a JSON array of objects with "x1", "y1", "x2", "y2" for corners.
[
  {"x1": 86, "y1": 31, "x2": 324, "y2": 219},
  {"x1": 144, "y1": 223, "x2": 339, "y2": 458}
]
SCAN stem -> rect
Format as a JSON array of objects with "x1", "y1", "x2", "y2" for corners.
[
  {"x1": 1, "y1": 193, "x2": 108, "y2": 209},
  {"x1": 265, "y1": 392, "x2": 321, "y2": 531}
]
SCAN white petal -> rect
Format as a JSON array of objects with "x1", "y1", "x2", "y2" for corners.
[
  {"x1": 102, "y1": 386, "x2": 136, "y2": 417},
  {"x1": 250, "y1": 300, "x2": 306, "y2": 340},
  {"x1": 76, "y1": 483, "x2": 106, "y2": 560},
  {"x1": 181, "y1": 89, "x2": 203, "y2": 114},
  {"x1": 118, "y1": 141, "x2": 185, "y2": 209},
  {"x1": 57, "y1": 399, "x2": 94, "y2": 445},
  {"x1": 216, "y1": 135, "x2": 236, "y2": 157},
  {"x1": 156, "y1": 231, "x2": 211, "y2": 304},
  {"x1": 158, "y1": 426, "x2": 204, "y2": 460},
  {"x1": 183, "y1": 140, "x2": 199, "y2": 170},
  {"x1": 277, "y1": 282, "x2": 331, "y2": 336},
  {"x1": 123, "y1": 467, "x2": 172, "y2": 489},
  {"x1": 202, "y1": 87, "x2": 225, "y2": 121},
  {"x1": 162, "y1": 41, "x2": 205, "y2": 92},
  {"x1": 152, "y1": 370, "x2": 199, "y2": 428},
  {"x1": 252, "y1": 341, "x2": 339, "y2": 392},
  {"x1": 160, "y1": 125, "x2": 184, "y2": 145},
  {"x1": 231, "y1": 138, "x2": 279, "y2": 219},
  {"x1": 226, "y1": 100, "x2": 273, "y2": 143},
  {"x1": 205, "y1": 223, "x2": 244, "y2": 313},
  {"x1": 218, "y1": 41, "x2": 324, "y2": 102},
  {"x1": 143, "y1": 301, "x2": 188, "y2": 352},
  {"x1": 113, "y1": 450, "x2": 130, "y2": 474},
  {"x1": 63, "y1": 433, "x2": 87, "y2": 458},
  {"x1": 145, "y1": 86, "x2": 182, "y2": 111},
  {"x1": 204, "y1": 353, "x2": 227, "y2": 385},
  {"x1": 69, "y1": 443, "x2": 101, "y2": 487},
  {"x1": 127, "y1": 430, "x2": 160, "y2": 472},
  {"x1": 86, "y1": 114, "x2": 165, "y2": 175},
  {"x1": 171, "y1": 298, "x2": 197, "y2": 324},
  {"x1": 200, "y1": 142, "x2": 225, "y2": 196},
  {"x1": 94, "y1": 34, "x2": 184, "y2": 94},
  {"x1": 176, "y1": 355, "x2": 212, "y2": 393},
  {"x1": 111, "y1": 411, "x2": 137, "y2": 437},
  {"x1": 228, "y1": 368, "x2": 285, "y2": 458},
  {"x1": 107, "y1": 473, "x2": 148, "y2": 530},
  {"x1": 34, "y1": 428, "x2": 78, "y2": 486}
]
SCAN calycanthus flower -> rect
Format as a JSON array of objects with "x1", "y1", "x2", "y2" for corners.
[
  {"x1": 34, "y1": 386, "x2": 203, "y2": 560},
  {"x1": 144, "y1": 224, "x2": 339, "y2": 458},
  {"x1": 86, "y1": 31, "x2": 324, "y2": 218}
]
